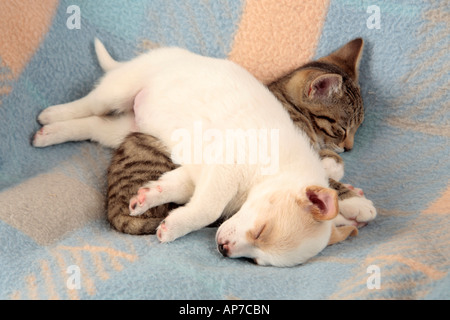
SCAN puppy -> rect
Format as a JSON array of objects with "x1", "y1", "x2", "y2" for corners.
[{"x1": 34, "y1": 40, "x2": 362, "y2": 267}]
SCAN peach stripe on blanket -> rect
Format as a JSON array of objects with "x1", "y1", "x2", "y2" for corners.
[
  {"x1": 229, "y1": 0, "x2": 330, "y2": 84},
  {"x1": 0, "y1": 0, "x2": 59, "y2": 77}
]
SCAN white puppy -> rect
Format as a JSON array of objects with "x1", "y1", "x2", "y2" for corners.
[{"x1": 33, "y1": 40, "x2": 375, "y2": 267}]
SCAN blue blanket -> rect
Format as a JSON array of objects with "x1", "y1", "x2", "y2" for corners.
[{"x1": 0, "y1": 0, "x2": 448, "y2": 299}]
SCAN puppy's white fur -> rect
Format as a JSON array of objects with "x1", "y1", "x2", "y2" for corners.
[{"x1": 33, "y1": 41, "x2": 375, "y2": 266}]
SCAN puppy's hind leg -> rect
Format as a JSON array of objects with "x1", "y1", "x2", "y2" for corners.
[
  {"x1": 38, "y1": 94, "x2": 97, "y2": 125},
  {"x1": 33, "y1": 113, "x2": 135, "y2": 148},
  {"x1": 38, "y1": 64, "x2": 144, "y2": 125}
]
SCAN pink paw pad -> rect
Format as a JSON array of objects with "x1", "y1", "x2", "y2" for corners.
[
  {"x1": 344, "y1": 184, "x2": 364, "y2": 197},
  {"x1": 33, "y1": 128, "x2": 45, "y2": 141},
  {"x1": 157, "y1": 220, "x2": 167, "y2": 240},
  {"x1": 129, "y1": 198, "x2": 138, "y2": 211},
  {"x1": 345, "y1": 184, "x2": 355, "y2": 191},
  {"x1": 137, "y1": 188, "x2": 150, "y2": 204}
]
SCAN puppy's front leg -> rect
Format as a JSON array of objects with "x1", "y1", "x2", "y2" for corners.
[
  {"x1": 157, "y1": 167, "x2": 238, "y2": 242},
  {"x1": 129, "y1": 166, "x2": 194, "y2": 216}
]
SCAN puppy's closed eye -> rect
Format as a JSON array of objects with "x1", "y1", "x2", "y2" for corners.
[
  {"x1": 247, "y1": 223, "x2": 270, "y2": 244},
  {"x1": 253, "y1": 223, "x2": 266, "y2": 240}
]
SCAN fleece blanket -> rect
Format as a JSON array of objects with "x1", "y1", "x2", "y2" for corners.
[{"x1": 0, "y1": 0, "x2": 448, "y2": 300}]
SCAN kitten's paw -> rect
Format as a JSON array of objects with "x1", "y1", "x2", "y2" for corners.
[
  {"x1": 321, "y1": 157, "x2": 344, "y2": 181},
  {"x1": 32, "y1": 124, "x2": 66, "y2": 147},
  {"x1": 333, "y1": 213, "x2": 366, "y2": 228},
  {"x1": 343, "y1": 183, "x2": 364, "y2": 197},
  {"x1": 339, "y1": 196, "x2": 377, "y2": 224},
  {"x1": 333, "y1": 213, "x2": 354, "y2": 227}
]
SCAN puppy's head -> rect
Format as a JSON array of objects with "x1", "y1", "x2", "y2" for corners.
[{"x1": 216, "y1": 184, "x2": 338, "y2": 267}]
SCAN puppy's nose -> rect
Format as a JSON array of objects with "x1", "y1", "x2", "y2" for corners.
[{"x1": 218, "y1": 243, "x2": 229, "y2": 257}]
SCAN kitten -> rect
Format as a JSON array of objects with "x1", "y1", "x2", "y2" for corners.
[
  {"x1": 107, "y1": 132, "x2": 179, "y2": 234},
  {"x1": 106, "y1": 38, "x2": 373, "y2": 235},
  {"x1": 269, "y1": 38, "x2": 364, "y2": 156}
]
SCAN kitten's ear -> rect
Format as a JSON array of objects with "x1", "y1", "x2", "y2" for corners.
[
  {"x1": 308, "y1": 73, "x2": 343, "y2": 100},
  {"x1": 319, "y1": 38, "x2": 364, "y2": 82}
]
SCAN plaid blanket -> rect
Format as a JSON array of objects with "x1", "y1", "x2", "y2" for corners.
[{"x1": 0, "y1": 0, "x2": 448, "y2": 299}]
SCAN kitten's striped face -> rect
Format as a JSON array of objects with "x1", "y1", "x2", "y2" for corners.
[
  {"x1": 308, "y1": 76, "x2": 364, "y2": 153},
  {"x1": 313, "y1": 38, "x2": 365, "y2": 153},
  {"x1": 279, "y1": 38, "x2": 365, "y2": 153}
]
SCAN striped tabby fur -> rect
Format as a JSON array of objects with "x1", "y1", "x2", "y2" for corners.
[
  {"x1": 107, "y1": 38, "x2": 365, "y2": 234},
  {"x1": 107, "y1": 133, "x2": 179, "y2": 234}
]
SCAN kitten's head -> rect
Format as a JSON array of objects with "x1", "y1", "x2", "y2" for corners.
[{"x1": 285, "y1": 38, "x2": 365, "y2": 152}]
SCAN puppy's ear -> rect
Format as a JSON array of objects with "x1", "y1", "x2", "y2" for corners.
[
  {"x1": 328, "y1": 224, "x2": 358, "y2": 245},
  {"x1": 306, "y1": 186, "x2": 339, "y2": 221}
]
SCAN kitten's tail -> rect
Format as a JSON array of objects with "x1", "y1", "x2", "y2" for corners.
[
  {"x1": 107, "y1": 204, "x2": 171, "y2": 235},
  {"x1": 94, "y1": 38, "x2": 122, "y2": 72}
]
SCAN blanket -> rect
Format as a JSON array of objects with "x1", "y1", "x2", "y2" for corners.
[{"x1": 0, "y1": 0, "x2": 448, "y2": 300}]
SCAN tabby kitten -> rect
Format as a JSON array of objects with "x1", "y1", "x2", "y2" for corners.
[
  {"x1": 107, "y1": 38, "x2": 365, "y2": 235},
  {"x1": 268, "y1": 38, "x2": 364, "y2": 156}
]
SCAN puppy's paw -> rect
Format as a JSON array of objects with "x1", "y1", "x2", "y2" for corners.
[
  {"x1": 321, "y1": 157, "x2": 344, "y2": 181},
  {"x1": 129, "y1": 183, "x2": 168, "y2": 216},
  {"x1": 129, "y1": 188, "x2": 152, "y2": 216},
  {"x1": 156, "y1": 209, "x2": 191, "y2": 243},
  {"x1": 32, "y1": 124, "x2": 66, "y2": 147},
  {"x1": 339, "y1": 196, "x2": 377, "y2": 224},
  {"x1": 156, "y1": 220, "x2": 171, "y2": 242},
  {"x1": 156, "y1": 218, "x2": 180, "y2": 243},
  {"x1": 38, "y1": 105, "x2": 70, "y2": 125}
]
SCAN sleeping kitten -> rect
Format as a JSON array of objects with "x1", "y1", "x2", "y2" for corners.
[{"x1": 107, "y1": 38, "x2": 375, "y2": 235}]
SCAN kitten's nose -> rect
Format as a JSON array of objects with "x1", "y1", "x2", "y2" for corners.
[{"x1": 342, "y1": 136, "x2": 354, "y2": 151}]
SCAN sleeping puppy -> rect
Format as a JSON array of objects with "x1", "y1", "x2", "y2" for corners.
[{"x1": 33, "y1": 40, "x2": 358, "y2": 267}]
